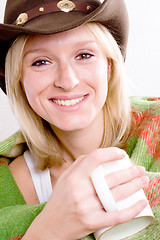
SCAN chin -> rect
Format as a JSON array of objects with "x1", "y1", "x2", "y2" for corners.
[{"x1": 53, "y1": 119, "x2": 92, "y2": 132}]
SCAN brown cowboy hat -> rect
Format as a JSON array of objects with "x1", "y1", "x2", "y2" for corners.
[{"x1": 0, "y1": 0, "x2": 129, "y2": 94}]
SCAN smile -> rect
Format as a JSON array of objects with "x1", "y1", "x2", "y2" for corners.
[{"x1": 52, "y1": 96, "x2": 84, "y2": 106}]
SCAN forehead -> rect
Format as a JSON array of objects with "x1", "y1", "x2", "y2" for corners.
[{"x1": 24, "y1": 24, "x2": 97, "y2": 51}]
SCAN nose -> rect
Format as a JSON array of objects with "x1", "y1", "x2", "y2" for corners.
[{"x1": 54, "y1": 61, "x2": 79, "y2": 91}]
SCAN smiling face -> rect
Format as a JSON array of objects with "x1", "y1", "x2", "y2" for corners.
[{"x1": 22, "y1": 24, "x2": 109, "y2": 132}]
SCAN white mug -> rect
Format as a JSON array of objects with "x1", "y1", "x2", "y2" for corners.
[{"x1": 91, "y1": 155, "x2": 154, "y2": 240}]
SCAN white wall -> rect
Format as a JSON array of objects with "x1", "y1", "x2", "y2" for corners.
[
  {"x1": 125, "y1": 0, "x2": 160, "y2": 96},
  {"x1": 0, "y1": 0, "x2": 160, "y2": 141}
]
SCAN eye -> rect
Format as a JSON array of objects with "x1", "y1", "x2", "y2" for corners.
[
  {"x1": 76, "y1": 53, "x2": 94, "y2": 60},
  {"x1": 32, "y1": 59, "x2": 50, "y2": 66}
]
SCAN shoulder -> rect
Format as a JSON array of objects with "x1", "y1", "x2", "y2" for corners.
[
  {"x1": 9, "y1": 154, "x2": 39, "y2": 204},
  {"x1": 9, "y1": 154, "x2": 27, "y2": 172}
]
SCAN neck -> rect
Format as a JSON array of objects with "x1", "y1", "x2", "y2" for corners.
[{"x1": 52, "y1": 110, "x2": 104, "y2": 159}]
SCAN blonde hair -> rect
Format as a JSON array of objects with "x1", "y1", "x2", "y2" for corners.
[
  {"x1": 5, "y1": 22, "x2": 131, "y2": 169},
  {"x1": 87, "y1": 23, "x2": 131, "y2": 148}
]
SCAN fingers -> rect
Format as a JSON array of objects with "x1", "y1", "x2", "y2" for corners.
[
  {"x1": 106, "y1": 166, "x2": 146, "y2": 188},
  {"x1": 112, "y1": 176, "x2": 149, "y2": 201},
  {"x1": 92, "y1": 199, "x2": 148, "y2": 230},
  {"x1": 104, "y1": 166, "x2": 148, "y2": 202},
  {"x1": 74, "y1": 147, "x2": 127, "y2": 174},
  {"x1": 110, "y1": 199, "x2": 148, "y2": 226},
  {"x1": 89, "y1": 148, "x2": 127, "y2": 168}
]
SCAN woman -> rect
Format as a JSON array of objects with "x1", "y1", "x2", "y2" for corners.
[{"x1": 0, "y1": 0, "x2": 151, "y2": 239}]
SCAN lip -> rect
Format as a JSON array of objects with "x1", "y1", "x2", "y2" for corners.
[
  {"x1": 49, "y1": 94, "x2": 88, "y2": 111},
  {"x1": 50, "y1": 94, "x2": 87, "y2": 101}
]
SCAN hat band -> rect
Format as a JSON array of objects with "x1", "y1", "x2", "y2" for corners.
[{"x1": 14, "y1": 0, "x2": 97, "y2": 26}]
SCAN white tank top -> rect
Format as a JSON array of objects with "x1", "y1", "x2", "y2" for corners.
[{"x1": 24, "y1": 151, "x2": 52, "y2": 204}]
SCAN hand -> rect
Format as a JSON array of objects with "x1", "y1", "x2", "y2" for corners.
[{"x1": 23, "y1": 147, "x2": 148, "y2": 240}]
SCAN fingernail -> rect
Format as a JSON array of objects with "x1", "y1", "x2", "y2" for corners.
[
  {"x1": 135, "y1": 166, "x2": 146, "y2": 175},
  {"x1": 141, "y1": 176, "x2": 149, "y2": 185},
  {"x1": 140, "y1": 199, "x2": 148, "y2": 208},
  {"x1": 118, "y1": 149, "x2": 127, "y2": 158}
]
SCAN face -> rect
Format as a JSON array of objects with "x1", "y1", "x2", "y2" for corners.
[{"x1": 22, "y1": 24, "x2": 109, "y2": 132}]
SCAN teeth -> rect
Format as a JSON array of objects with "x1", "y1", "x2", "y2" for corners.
[{"x1": 53, "y1": 96, "x2": 84, "y2": 106}]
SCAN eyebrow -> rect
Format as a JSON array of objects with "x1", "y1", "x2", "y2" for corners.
[
  {"x1": 23, "y1": 40, "x2": 98, "y2": 57},
  {"x1": 23, "y1": 48, "x2": 50, "y2": 58}
]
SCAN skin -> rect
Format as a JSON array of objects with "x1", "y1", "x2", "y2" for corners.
[
  {"x1": 9, "y1": 25, "x2": 149, "y2": 240},
  {"x1": 22, "y1": 25, "x2": 108, "y2": 158}
]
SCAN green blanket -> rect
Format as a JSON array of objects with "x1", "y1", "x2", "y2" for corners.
[{"x1": 1, "y1": 96, "x2": 160, "y2": 240}]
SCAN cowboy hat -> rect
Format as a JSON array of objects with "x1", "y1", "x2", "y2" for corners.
[{"x1": 0, "y1": 0, "x2": 129, "y2": 93}]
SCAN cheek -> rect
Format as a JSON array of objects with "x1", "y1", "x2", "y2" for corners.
[
  {"x1": 22, "y1": 72, "x2": 41, "y2": 110},
  {"x1": 22, "y1": 71, "x2": 47, "y2": 98},
  {"x1": 93, "y1": 63, "x2": 108, "y2": 101},
  {"x1": 98, "y1": 78, "x2": 108, "y2": 107},
  {"x1": 23, "y1": 78, "x2": 36, "y2": 102}
]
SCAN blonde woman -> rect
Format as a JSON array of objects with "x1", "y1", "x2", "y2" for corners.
[{"x1": 0, "y1": 0, "x2": 150, "y2": 239}]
